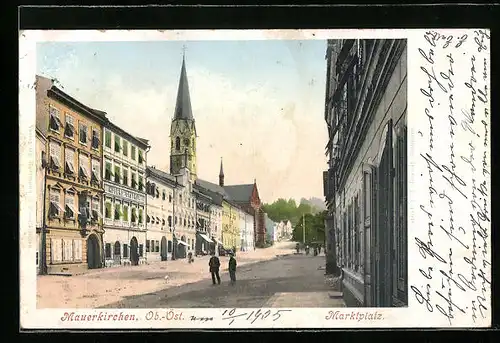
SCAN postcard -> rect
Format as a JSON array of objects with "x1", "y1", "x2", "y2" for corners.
[{"x1": 19, "y1": 29, "x2": 490, "y2": 329}]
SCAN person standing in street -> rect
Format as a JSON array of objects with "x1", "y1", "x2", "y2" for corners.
[
  {"x1": 209, "y1": 251, "x2": 221, "y2": 285},
  {"x1": 228, "y1": 253, "x2": 237, "y2": 286}
]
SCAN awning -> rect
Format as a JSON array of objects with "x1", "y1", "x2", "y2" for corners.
[
  {"x1": 80, "y1": 165, "x2": 89, "y2": 178},
  {"x1": 177, "y1": 240, "x2": 189, "y2": 246},
  {"x1": 65, "y1": 203, "x2": 80, "y2": 215},
  {"x1": 199, "y1": 233, "x2": 212, "y2": 243},
  {"x1": 213, "y1": 238, "x2": 223, "y2": 245},
  {"x1": 51, "y1": 201, "x2": 65, "y2": 213}
]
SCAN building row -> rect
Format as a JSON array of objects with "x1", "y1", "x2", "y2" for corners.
[
  {"x1": 35, "y1": 56, "x2": 267, "y2": 275},
  {"x1": 322, "y1": 39, "x2": 408, "y2": 307}
]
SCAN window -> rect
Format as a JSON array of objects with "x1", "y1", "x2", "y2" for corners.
[
  {"x1": 105, "y1": 243, "x2": 112, "y2": 258},
  {"x1": 64, "y1": 148, "x2": 75, "y2": 175},
  {"x1": 62, "y1": 239, "x2": 73, "y2": 261},
  {"x1": 49, "y1": 189, "x2": 63, "y2": 218},
  {"x1": 162, "y1": 190, "x2": 166, "y2": 201},
  {"x1": 169, "y1": 194, "x2": 172, "y2": 202},
  {"x1": 105, "y1": 130, "x2": 112, "y2": 148},
  {"x1": 91, "y1": 199, "x2": 100, "y2": 221},
  {"x1": 168, "y1": 240, "x2": 172, "y2": 253},
  {"x1": 49, "y1": 142, "x2": 61, "y2": 171},
  {"x1": 155, "y1": 240, "x2": 160, "y2": 253},
  {"x1": 131, "y1": 172, "x2": 137, "y2": 189},
  {"x1": 131, "y1": 145, "x2": 136, "y2": 160},
  {"x1": 64, "y1": 114, "x2": 75, "y2": 138},
  {"x1": 114, "y1": 202, "x2": 122, "y2": 220},
  {"x1": 138, "y1": 175, "x2": 144, "y2": 191},
  {"x1": 105, "y1": 161, "x2": 113, "y2": 181},
  {"x1": 138, "y1": 150, "x2": 144, "y2": 164},
  {"x1": 123, "y1": 244, "x2": 129, "y2": 258},
  {"x1": 191, "y1": 240, "x2": 194, "y2": 250},
  {"x1": 354, "y1": 195, "x2": 360, "y2": 272},
  {"x1": 92, "y1": 129, "x2": 100, "y2": 150},
  {"x1": 114, "y1": 165, "x2": 121, "y2": 183},
  {"x1": 122, "y1": 204, "x2": 129, "y2": 221},
  {"x1": 105, "y1": 200, "x2": 112, "y2": 219},
  {"x1": 79, "y1": 123, "x2": 88, "y2": 145},
  {"x1": 50, "y1": 238, "x2": 62, "y2": 262},
  {"x1": 64, "y1": 193, "x2": 77, "y2": 219},
  {"x1": 363, "y1": 172, "x2": 371, "y2": 222},
  {"x1": 146, "y1": 240, "x2": 150, "y2": 253},
  {"x1": 138, "y1": 208, "x2": 143, "y2": 224},
  {"x1": 162, "y1": 218, "x2": 165, "y2": 226},
  {"x1": 91, "y1": 159, "x2": 100, "y2": 183},
  {"x1": 155, "y1": 188, "x2": 160, "y2": 198},
  {"x1": 79, "y1": 154, "x2": 90, "y2": 180},
  {"x1": 122, "y1": 167, "x2": 129, "y2": 186},
  {"x1": 139, "y1": 244, "x2": 144, "y2": 257},
  {"x1": 122, "y1": 140, "x2": 128, "y2": 157},
  {"x1": 114, "y1": 135, "x2": 121, "y2": 152},
  {"x1": 49, "y1": 106, "x2": 61, "y2": 132},
  {"x1": 114, "y1": 241, "x2": 121, "y2": 256},
  {"x1": 131, "y1": 207, "x2": 137, "y2": 223},
  {"x1": 168, "y1": 216, "x2": 172, "y2": 227},
  {"x1": 175, "y1": 137, "x2": 180, "y2": 151},
  {"x1": 74, "y1": 239, "x2": 82, "y2": 261}
]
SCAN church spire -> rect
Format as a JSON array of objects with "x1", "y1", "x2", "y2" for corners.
[
  {"x1": 219, "y1": 157, "x2": 224, "y2": 187},
  {"x1": 173, "y1": 51, "x2": 194, "y2": 121}
]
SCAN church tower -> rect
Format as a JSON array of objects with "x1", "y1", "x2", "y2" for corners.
[
  {"x1": 219, "y1": 157, "x2": 224, "y2": 187},
  {"x1": 170, "y1": 53, "x2": 197, "y2": 182}
]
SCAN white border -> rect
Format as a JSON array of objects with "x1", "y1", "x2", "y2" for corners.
[{"x1": 19, "y1": 29, "x2": 491, "y2": 329}]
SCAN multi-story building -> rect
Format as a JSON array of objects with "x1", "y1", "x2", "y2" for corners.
[
  {"x1": 238, "y1": 209, "x2": 246, "y2": 252},
  {"x1": 102, "y1": 122, "x2": 149, "y2": 267},
  {"x1": 36, "y1": 127, "x2": 47, "y2": 274},
  {"x1": 36, "y1": 75, "x2": 107, "y2": 274},
  {"x1": 323, "y1": 39, "x2": 407, "y2": 307},
  {"x1": 145, "y1": 166, "x2": 177, "y2": 262},
  {"x1": 242, "y1": 211, "x2": 255, "y2": 251},
  {"x1": 221, "y1": 200, "x2": 232, "y2": 250},
  {"x1": 193, "y1": 184, "x2": 215, "y2": 255}
]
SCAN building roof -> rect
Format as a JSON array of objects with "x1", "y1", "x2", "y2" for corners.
[
  {"x1": 195, "y1": 179, "x2": 229, "y2": 198},
  {"x1": 223, "y1": 184, "x2": 254, "y2": 203},
  {"x1": 146, "y1": 166, "x2": 178, "y2": 186},
  {"x1": 48, "y1": 86, "x2": 108, "y2": 124},
  {"x1": 173, "y1": 56, "x2": 194, "y2": 121},
  {"x1": 194, "y1": 183, "x2": 224, "y2": 207},
  {"x1": 106, "y1": 120, "x2": 150, "y2": 149}
]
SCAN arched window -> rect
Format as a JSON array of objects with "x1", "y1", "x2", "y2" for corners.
[
  {"x1": 114, "y1": 241, "x2": 121, "y2": 256},
  {"x1": 175, "y1": 137, "x2": 180, "y2": 151}
]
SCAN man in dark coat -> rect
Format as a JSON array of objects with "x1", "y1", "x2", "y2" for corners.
[
  {"x1": 209, "y1": 251, "x2": 221, "y2": 285},
  {"x1": 228, "y1": 253, "x2": 237, "y2": 285}
]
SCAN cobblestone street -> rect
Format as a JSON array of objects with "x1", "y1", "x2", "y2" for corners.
[{"x1": 37, "y1": 241, "x2": 344, "y2": 308}]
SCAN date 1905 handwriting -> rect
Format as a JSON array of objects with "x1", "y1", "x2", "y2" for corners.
[{"x1": 221, "y1": 308, "x2": 292, "y2": 325}]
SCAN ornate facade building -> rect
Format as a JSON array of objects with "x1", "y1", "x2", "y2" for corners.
[
  {"x1": 102, "y1": 122, "x2": 149, "y2": 267},
  {"x1": 36, "y1": 75, "x2": 107, "y2": 274},
  {"x1": 323, "y1": 39, "x2": 407, "y2": 307}
]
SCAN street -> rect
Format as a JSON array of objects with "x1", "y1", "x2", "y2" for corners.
[{"x1": 37, "y1": 241, "x2": 344, "y2": 308}]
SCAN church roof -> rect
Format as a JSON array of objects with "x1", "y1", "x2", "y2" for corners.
[
  {"x1": 223, "y1": 184, "x2": 254, "y2": 203},
  {"x1": 195, "y1": 179, "x2": 228, "y2": 198},
  {"x1": 173, "y1": 56, "x2": 194, "y2": 121}
]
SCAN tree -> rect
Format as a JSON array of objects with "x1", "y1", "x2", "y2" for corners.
[
  {"x1": 292, "y1": 211, "x2": 326, "y2": 244},
  {"x1": 263, "y1": 198, "x2": 321, "y2": 228}
]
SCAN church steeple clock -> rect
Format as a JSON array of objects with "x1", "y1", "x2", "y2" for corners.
[{"x1": 169, "y1": 51, "x2": 197, "y2": 182}]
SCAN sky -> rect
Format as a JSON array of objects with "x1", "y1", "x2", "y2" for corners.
[{"x1": 36, "y1": 40, "x2": 328, "y2": 204}]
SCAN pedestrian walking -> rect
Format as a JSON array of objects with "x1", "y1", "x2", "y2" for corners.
[
  {"x1": 228, "y1": 253, "x2": 237, "y2": 286},
  {"x1": 209, "y1": 251, "x2": 221, "y2": 285},
  {"x1": 318, "y1": 245, "x2": 322, "y2": 254}
]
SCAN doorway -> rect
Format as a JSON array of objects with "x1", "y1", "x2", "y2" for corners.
[
  {"x1": 87, "y1": 234, "x2": 101, "y2": 269},
  {"x1": 130, "y1": 236, "x2": 139, "y2": 266},
  {"x1": 161, "y1": 237, "x2": 168, "y2": 261}
]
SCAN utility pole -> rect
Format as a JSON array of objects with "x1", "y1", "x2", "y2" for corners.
[{"x1": 302, "y1": 213, "x2": 305, "y2": 245}]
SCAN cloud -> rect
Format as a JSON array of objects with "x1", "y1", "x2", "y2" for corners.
[{"x1": 38, "y1": 61, "x2": 327, "y2": 203}]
